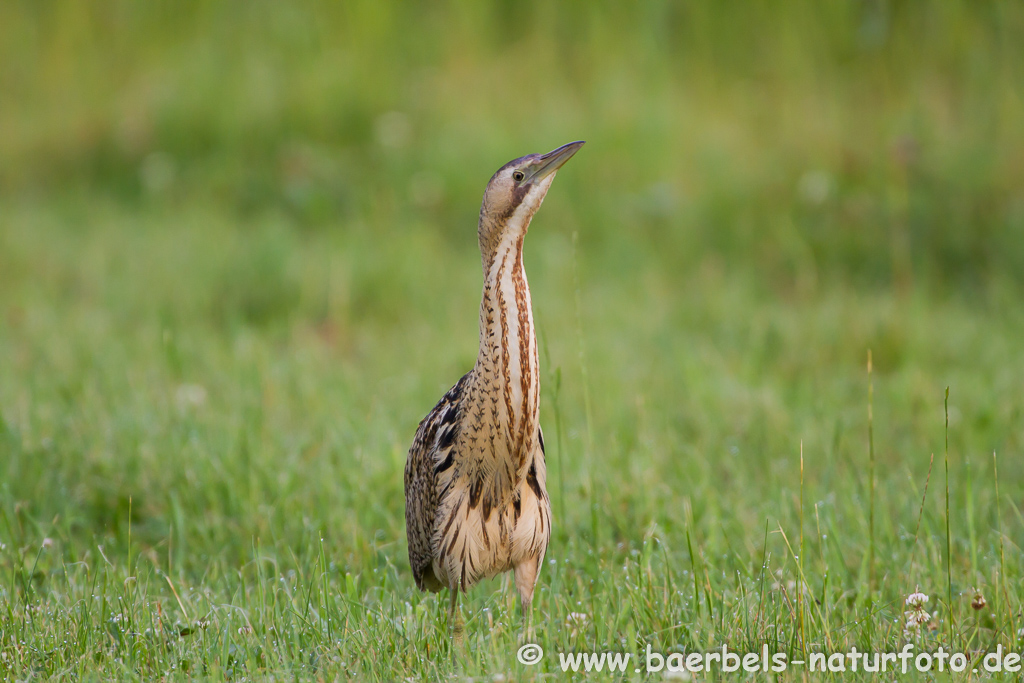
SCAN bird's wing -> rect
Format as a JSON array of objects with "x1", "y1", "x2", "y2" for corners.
[{"x1": 404, "y1": 372, "x2": 470, "y2": 591}]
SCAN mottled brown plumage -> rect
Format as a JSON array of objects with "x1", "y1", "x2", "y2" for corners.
[{"x1": 404, "y1": 141, "x2": 584, "y2": 636}]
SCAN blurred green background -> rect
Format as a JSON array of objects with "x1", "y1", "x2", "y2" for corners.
[
  {"x1": 4, "y1": 1, "x2": 1023, "y2": 289},
  {"x1": 1, "y1": 1, "x2": 1023, "y2": 677}
]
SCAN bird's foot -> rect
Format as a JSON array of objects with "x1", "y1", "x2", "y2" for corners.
[
  {"x1": 450, "y1": 614, "x2": 465, "y2": 645},
  {"x1": 448, "y1": 588, "x2": 465, "y2": 646}
]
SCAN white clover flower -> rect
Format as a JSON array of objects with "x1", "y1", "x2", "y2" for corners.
[
  {"x1": 566, "y1": 612, "x2": 589, "y2": 637},
  {"x1": 903, "y1": 590, "x2": 932, "y2": 640},
  {"x1": 905, "y1": 592, "x2": 929, "y2": 608},
  {"x1": 904, "y1": 610, "x2": 929, "y2": 628},
  {"x1": 566, "y1": 612, "x2": 589, "y2": 626}
]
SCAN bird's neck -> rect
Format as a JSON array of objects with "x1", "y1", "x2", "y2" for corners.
[{"x1": 475, "y1": 229, "x2": 540, "y2": 462}]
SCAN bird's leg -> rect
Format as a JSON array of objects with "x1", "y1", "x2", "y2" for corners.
[
  {"x1": 514, "y1": 556, "x2": 540, "y2": 643},
  {"x1": 448, "y1": 586, "x2": 464, "y2": 644},
  {"x1": 520, "y1": 593, "x2": 534, "y2": 643}
]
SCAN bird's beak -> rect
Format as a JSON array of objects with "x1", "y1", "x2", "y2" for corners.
[{"x1": 527, "y1": 141, "x2": 585, "y2": 183}]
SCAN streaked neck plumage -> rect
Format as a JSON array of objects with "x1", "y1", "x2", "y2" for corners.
[{"x1": 474, "y1": 199, "x2": 542, "y2": 471}]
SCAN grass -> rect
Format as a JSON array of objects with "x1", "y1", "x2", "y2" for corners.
[{"x1": 2, "y1": 1, "x2": 1024, "y2": 680}]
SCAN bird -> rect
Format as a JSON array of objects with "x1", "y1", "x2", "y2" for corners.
[{"x1": 404, "y1": 141, "x2": 584, "y2": 638}]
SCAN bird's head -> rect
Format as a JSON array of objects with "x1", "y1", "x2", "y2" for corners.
[{"x1": 477, "y1": 141, "x2": 584, "y2": 266}]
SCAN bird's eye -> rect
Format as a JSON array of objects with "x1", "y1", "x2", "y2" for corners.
[{"x1": 512, "y1": 170, "x2": 525, "y2": 182}]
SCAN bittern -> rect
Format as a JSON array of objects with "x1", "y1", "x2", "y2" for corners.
[{"x1": 404, "y1": 141, "x2": 584, "y2": 638}]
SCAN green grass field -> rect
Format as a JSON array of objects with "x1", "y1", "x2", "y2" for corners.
[{"x1": 2, "y1": 2, "x2": 1023, "y2": 680}]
